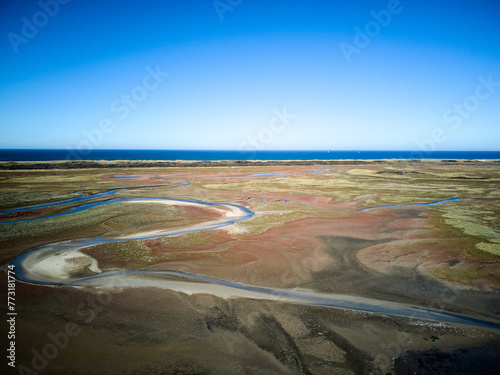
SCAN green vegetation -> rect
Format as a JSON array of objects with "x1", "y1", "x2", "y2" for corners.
[
  {"x1": 0, "y1": 201, "x2": 180, "y2": 242},
  {"x1": 420, "y1": 200, "x2": 500, "y2": 286},
  {"x1": 476, "y1": 242, "x2": 500, "y2": 256},
  {"x1": 440, "y1": 205, "x2": 500, "y2": 244},
  {"x1": 237, "y1": 200, "x2": 347, "y2": 236},
  {"x1": 202, "y1": 166, "x2": 499, "y2": 210},
  {"x1": 156, "y1": 232, "x2": 214, "y2": 249},
  {"x1": 430, "y1": 265, "x2": 500, "y2": 286},
  {"x1": 83, "y1": 240, "x2": 158, "y2": 268}
]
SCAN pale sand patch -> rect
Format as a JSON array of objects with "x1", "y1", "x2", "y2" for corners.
[
  {"x1": 224, "y1": 223, "x2": 248, "y2": 235},
  {"x1": 256, "y1": 210, "x2": 294, "y2": 215},
  {"x1": 28, "y1": 248, "x2": 101, "y2": 281},
  {"x1": 76, "y1": 274, "x2": 307, "y2": 303},
  {"x1": 123, "y1": 199, "x2": 243, "y2": 218},
  {"x1": 116, "y1": 200, "x2": 250, "y2": 239}
]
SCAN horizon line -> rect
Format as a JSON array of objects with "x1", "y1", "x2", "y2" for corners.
[{"x1": 2, "y1": 149, "x2": 500, "y2": 152}]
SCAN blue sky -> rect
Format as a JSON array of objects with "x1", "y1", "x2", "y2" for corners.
[{"x1": 1, "y1": 0, "x2": 499, "y2": 151}]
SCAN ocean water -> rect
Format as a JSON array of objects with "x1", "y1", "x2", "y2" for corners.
[{"x1": 0, "y1": 149, "x2": 500, "y2": 162}]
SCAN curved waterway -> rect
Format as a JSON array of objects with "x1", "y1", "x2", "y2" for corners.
[
  {"x1": 5, "y1": 184, "x2": 500, "y2": 331},
  {"x1": 0, "y1": 182, "x2": 190, "y2": 224},
  {"x1": 357, "y1": 197, "x2": 460, "y2": 212}
]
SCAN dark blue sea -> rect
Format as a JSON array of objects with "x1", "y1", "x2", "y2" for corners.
[{"x1": 1, "y1": 149, "x2": 500, "y2": 162}]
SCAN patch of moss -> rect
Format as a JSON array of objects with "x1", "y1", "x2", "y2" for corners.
[
  {"x1": 430, "y1": 264, "x2": 500, "y2": 286},
  {"x1": 476, "y1": 242, "x2": 500, "y2": 257},
  {"x1": 430, "y1": 265, "x2": 480, "y2": 285},
  {"x1": 440, "y1": 205, "x2": 500, "y2": 244}
]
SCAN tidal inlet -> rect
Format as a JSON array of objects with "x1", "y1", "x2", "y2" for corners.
[{"x1": 1, "y1": 160, "x2": 500, "y2": 374}]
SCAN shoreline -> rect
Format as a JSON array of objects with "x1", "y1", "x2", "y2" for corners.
[{"x1": 1, "y1": 158, "x2": 499, "y2": 170}]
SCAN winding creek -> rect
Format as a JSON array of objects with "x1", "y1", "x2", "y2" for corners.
[
  {"x1": 0, "y1": 182, "x2": 190, "y2": 224},
  {"x1": 4, "y1": 176, "x2": 500, "y2": 332},
  {"x1": 357, "y1": 197, "x2": 461, "y2": 212}
]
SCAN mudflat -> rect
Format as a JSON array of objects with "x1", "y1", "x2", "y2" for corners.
[{"x1": 1, "y1": 160, "x2": 499, "y2": 374}]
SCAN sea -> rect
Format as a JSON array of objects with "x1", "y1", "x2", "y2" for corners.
[{"x1": 0, "y1": 149, "x2": 500, "y2": 162}]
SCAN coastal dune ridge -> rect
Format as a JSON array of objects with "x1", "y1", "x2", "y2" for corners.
[{"x1": 1, "y1": 157, "x2": 500, "y2": 170}]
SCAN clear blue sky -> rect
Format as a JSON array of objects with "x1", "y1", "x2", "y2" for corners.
[{"x1": 1, "y1": 0, "x2": 499, "y2": 151}]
